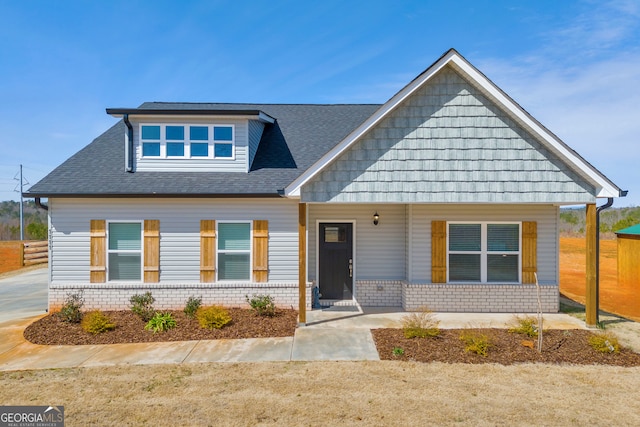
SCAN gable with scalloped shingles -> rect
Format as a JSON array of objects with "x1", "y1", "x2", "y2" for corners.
[{"x1": 301, "y1": 65, "x2": 596, "y2": 203}]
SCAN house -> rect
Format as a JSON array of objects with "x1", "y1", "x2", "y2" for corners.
[{"x1": 26, "y1": 49, "x2": 624, "y2": 324}]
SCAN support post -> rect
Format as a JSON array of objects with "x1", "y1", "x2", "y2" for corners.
[
  {"x1": 298, "y1": 203, "x2": 307, "y2": 325},
  {"x1": 585, "y1": 203, "x2": 597, "y2": 327}
]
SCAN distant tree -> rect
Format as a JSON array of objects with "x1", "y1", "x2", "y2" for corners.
[{"x1": 26, "y1": 222, "x2": 48, "y2": 240}]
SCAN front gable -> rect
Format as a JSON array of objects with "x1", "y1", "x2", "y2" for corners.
[{"x1": 301, "y1": 65, "x2": 596, "y2": 204}]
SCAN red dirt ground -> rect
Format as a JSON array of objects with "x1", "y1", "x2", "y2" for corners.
[{"x1": 560, "y1": 237, "x2": 640, "y2": 321}]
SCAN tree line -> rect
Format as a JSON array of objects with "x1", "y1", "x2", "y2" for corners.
[
  {"x1": 0, "y1": 200, "x2": 48, "y2": 240},
  {"x1": 560, "y1": 206, "x2": 640, "y2": 236}
]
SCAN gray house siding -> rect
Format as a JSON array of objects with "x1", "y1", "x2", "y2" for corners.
[
  {"x1": 307, "y1": 204, "x2": 406, "y2": 283},
  {"x1": 306, "y1": 203, "x2": 558, "y2": 311},
  {"x1": 248, "y1": 120, "x2": 265, "y2": 169},
  {"x1": 132, "y1": 117, "x2": 249, "y2": 173},
  {"x1": 301, "y1": 66, "x2": 596, "y2": 204},
  {"x1": 47, "y1": 197, "x2": 307, "y2": 310}
]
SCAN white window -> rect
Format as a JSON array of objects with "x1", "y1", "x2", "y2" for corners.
[
  {"x1": 139, "y1": 124, "x2": 235, "y2": 159},
  {"x1": 447, "y1": 222, "x2": 520, "y2": 283},
  {"x1": 217, "y1": 222, "x2": 251, "y2": 281},
  {"x1": 107, "y1": 222, "x2": 142, "y2": 281}
]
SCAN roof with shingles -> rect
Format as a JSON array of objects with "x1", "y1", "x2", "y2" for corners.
[{"x1": 26, "y1": 103, "x2": 381, "y2": 197}]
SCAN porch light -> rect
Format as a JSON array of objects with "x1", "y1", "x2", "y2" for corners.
[{"x1": 373, "y1": 212, "x2": 380, "y2": 226}]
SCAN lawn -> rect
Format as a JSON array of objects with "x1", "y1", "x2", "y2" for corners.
[{"x1": 1, "y1": 362, "x2": 639, "y2": 426}]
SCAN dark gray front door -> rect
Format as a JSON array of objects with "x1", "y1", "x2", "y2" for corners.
[{"x1": 319, "y1": 223, "x2": 353, "y2": 300}]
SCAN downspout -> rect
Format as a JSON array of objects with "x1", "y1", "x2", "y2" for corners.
[
  {"x1": 594, "y1": 197, "x2": 614, "y2": 324},
  {"x1": 123, "y1": 114, "x2": 134, "y2": 173},
  {"x1": 35, "y1": 197, "x2": 48, "y2": 211}
]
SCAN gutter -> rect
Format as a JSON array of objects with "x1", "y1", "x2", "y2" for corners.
[
  {"x1": 34, "y1": 197, "x2": 48, "y2": 211},
  {"x1": 594, "y1": 197, "x2": 614, "y2": 325},
  {"x1": 123, "y1": 114, "x2": 134, "y2": 172}
]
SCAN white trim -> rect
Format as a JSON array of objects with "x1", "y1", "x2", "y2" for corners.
[
  {"x1": 106, "y1": 220, "x2": 144, "y2": 283},
  {"x1": 215, "y1": 220, "x2": 252, "y2": 283},
  {"x1": 315, "y1": 219, "x2": 357, "y2": 301},
  {"x1": 284, "y1": 49, "x2": 620, "y2": 199},
  {"x1": 446, "y1": 221, "x2": 521, "y2": 284}
]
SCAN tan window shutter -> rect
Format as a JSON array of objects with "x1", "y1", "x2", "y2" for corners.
[
  {"x1": 200, "y1": 220, "x2": 216, "y2": 282},
  {"x1": 522, "y1": 221, "x2": 537, "y2": 284},
  {"x1": 253, "y1": 220, "x2": 269, "y2": 282},
  {"x1": 90, "y1": 219, "x2": 106, "y2": 283},
  {"x1": 144, "y1": 220, "x2": 160, "y2": 283},
  {"x1": 431, "y1": 220, "x2": 447, "y2": 283}
]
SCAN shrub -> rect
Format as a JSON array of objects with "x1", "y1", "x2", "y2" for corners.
[
  {"x1": 588, "y1": 331, "x2": 620, "y2": 353},
  {"x1": 246, "y1": 294, "x2": 276, "y2": 317},
  {"x1": 59, "y1": 291, "x2": 85, "y2": 323},
  {"x1": 130, "y1": 291, "x2": 156, "y2": 322},
  {"x1": 392, "y1": 347, "x2": 405, "y2": 357},
  {"x1": 196, "y1": 305, "x2": 232, "y2": 329},
  {"x1": 401, "y1": 307, "x2": 440, "y2": 338},
  {"x1": 508, "y1": 315, "x2": 539, "y2": 338},
  {"x1": 459, "y1": 331, "x2": 491, "y2": 357},
  {"x1": 81, "y1": 310, "x2": 116, "y2": 334},
  {"x1": 184, "y1": 296, "x2": 202, "y2": 319},
  {"x1": 145, "y1": 312, "x2": 177, "y2": 334}
]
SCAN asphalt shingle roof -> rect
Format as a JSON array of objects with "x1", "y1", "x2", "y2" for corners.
[{"x1": 26, "y1": 103, "x2": 381, "y2": 197}]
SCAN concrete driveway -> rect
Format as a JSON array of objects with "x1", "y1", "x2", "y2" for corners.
[{"x1": 0, "y1": 267, "x2": 48, "y2": 323}]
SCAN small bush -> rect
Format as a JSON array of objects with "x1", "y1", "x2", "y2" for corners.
[
  {"x1": 196, "y1": 305, "x2": 232, "y2": 329},
  {"x1": 588, "y1": 331, "x2": 620, "y2": 353},
  {"x1": 508, "y1": 315, "x2": 539, "y2": 338},
  {"x1": 460, "y1": 331, "x2": 491, "y2": 357},
  {"x1": 81, "y1": 310, "x2": 116, "y2": 334},
  {"x1": 130, "y1": 291, "x2": 156, "y2": 322},
  {"x1": 246, "y1": 294, "x2": 276, "y2": 317},
  {"x1": 184, "y1": 296, "x2": 202, "y2": 319},
  {"x1": 145, "y1": 312, "x2": 177, "y2": 334},
  {"x1": 402, "y1": 307, "x2": 440, "y2": 338},
  {"x1": 59, "y1": 291, "x2": 85, "y2": 323},
  {"x1": 392, "y1": 347, "x2": 405, "y2": 357}
]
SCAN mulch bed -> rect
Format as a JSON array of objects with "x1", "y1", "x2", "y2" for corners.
[
  {"x1": 373, "y1": 328, "x2": 640, "y2": 366},
  {"x1": 23, "y1": 309, "x2": 298, "y2": 345}
]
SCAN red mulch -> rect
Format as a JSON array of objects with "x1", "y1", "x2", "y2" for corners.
[
  {"x1": 373, "y1": 328, "x2": 640, "y2": 366},
  {"x1": 23, "y1": 308, "x2": 298, "y2": 345}
]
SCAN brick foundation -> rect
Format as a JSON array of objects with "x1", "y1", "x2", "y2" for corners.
[
  {"x1": 402, "y1": 282, "x2": 558, "y2": 312},
  {"x1": 355, "y1": 280, "x2": 403, "y2": 307},
  {"x1": 49, "y1": 282, "x2": 313, "y2": 312}
]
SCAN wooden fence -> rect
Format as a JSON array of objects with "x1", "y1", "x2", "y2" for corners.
[{"x1": 23, "y1": 240, "x2": 48, "y2": 266}]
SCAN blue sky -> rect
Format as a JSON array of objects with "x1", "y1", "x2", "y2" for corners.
[{"x1": 1, "y1": 0, "x2": 638, "y2": 206}]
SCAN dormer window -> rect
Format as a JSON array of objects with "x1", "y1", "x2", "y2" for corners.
[{"x1": 140, "y1": 124, "x2": 235, "y2": 159}]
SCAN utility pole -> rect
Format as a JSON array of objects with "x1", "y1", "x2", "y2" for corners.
[{"x1": 19, "y1": 164, "x2": 24, "y2": 240}]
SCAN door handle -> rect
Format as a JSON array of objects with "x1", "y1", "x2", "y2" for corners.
[{"x1": 348, "y1": 258, "x2": 353, "y2": 278}]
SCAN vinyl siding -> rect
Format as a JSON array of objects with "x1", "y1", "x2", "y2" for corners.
[
  {"x1": 248, "y1": 120, "x2": 265, "y2": 169},
  {"x1": 409, "y1": 204, "x2": 558, "y2": 284},
  {"x1": 49, "y1": 198, "x2": 299, "y2": 283},
  {"x1": 301, "y1": 65, "x2": 595, "y2": 204},
  {"x1": 307, "y1": 204, "x2": 406, "y2": 281},
  {"x1": 132, "y1": 117, "x2": 249, "y2": 172}
]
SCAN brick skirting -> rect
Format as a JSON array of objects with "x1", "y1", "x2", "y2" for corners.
[
  {"x1": 352, "y1": 280, "x2": 558, "y2": 312},
  {"x1": 49, "y1": 282, "x2": 312, "y2": 312}
]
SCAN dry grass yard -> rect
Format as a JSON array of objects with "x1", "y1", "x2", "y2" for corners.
[{"x1": 1, "y1": 361, "x2": 640, "y2": 426}]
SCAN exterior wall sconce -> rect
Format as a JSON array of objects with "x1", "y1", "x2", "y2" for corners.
[{"x1": 373, "y1": 212, "x2": 380, "y2": 226}]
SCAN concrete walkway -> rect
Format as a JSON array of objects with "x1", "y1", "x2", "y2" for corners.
[
  {"x1": 0, "y1": 266, "x2": 48, "y2": 323},
  {"x1": 0, "y1": 307, "x2": 587, "y2": 372}
]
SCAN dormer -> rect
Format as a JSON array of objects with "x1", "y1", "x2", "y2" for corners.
[{"x1": 107, "y1": 105, "x2": 276, "y2": 173}]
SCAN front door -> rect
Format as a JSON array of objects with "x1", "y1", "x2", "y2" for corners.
[{"x1": 319, "y1": 223, "x2": 353, "y2": 300}]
